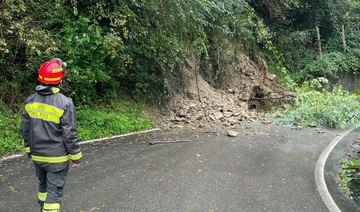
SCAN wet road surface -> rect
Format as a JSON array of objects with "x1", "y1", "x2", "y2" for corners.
[{"x1": 1, "y1": 122, "x2": 359, "y2": 212}]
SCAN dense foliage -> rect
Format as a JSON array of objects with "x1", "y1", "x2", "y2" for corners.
[
  {"x1": 0, "y1": 0, "x2": 268, "y2": 108},
  {"x1": 2, "y1": 0, "x2": 360, "y2": 107},
  {"x1": 250, "y1": 0, "x2": 360, "y2": 83}
]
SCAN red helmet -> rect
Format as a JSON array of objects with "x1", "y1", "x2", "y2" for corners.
[{"x1": 38, "y1": 58, "x2": 67, "y2": 84}]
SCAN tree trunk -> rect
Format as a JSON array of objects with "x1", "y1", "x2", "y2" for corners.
[
  {"x1": 342, "y1": 25, "x2": 347, "y2": 53},
  {"x1": 195, "y1": 54, "x2": 202, "y2": 103},
  {"x1": 316, "y1": 26, "x2": 323, "y2": 59}
]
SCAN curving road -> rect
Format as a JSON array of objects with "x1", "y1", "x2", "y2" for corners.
[{"x1": 1, "y1": 122, "x2": 359, "y2": 212}]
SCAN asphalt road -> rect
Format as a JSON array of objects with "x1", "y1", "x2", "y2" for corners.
[{"x1": 1, "y1": 122, "x2": 360, "y2": 212}]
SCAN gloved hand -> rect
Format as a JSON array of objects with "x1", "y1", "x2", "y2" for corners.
[{"x1": 27, "y1": 153, "x2": 31, "y2": 159}]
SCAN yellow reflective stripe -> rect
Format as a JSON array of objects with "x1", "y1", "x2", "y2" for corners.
[
  {"x1": 42, "y1": 209, "x2": 59, "y2": 212},
  {"x1": 26, "y1": 102, "x2": 64, "y2": 117},
  {"x1": 25, "y1": 147, "x2": 30, "y2": 153},
  {"x1": 70, "y1": 152, "x2": 82, "y2": 161},
  {"x1": 44, "y1": 76, "x2": 61, "y2": 82},
  {"x1": 25, "y1": 102, "x2": 64, "y2": 124},
  {"x1": 43, "y1": 203, "x2": 60, "y2": 210},
  {"x1": 27, "y1": 111, "x2": 61, "y2": 123},
  {"x1": 38, "y1": 192, "x2": 47, "y2": 201},
  {"x1": 32, "y1": 155, "x2": 70, "y2": 163},
  {"x1": 39, "y1": 74, "x2": 61, "y2": 82},
  {"x1": 51, "y1": 67, "x2": 63, "y2": 73}
]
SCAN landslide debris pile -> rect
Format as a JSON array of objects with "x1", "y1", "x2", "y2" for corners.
[{"x1": 155, "y1": 54, "x2": 294, "y2": 129}]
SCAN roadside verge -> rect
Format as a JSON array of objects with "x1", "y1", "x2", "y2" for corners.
[
  {"x1": 317, "y1": 125, "x2": 360, "y2": 212},
  {"x1": 0, "y1": 128, "x2": 160, "y2": 162}
]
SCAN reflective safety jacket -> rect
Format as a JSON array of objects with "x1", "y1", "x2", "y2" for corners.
[{"x1": 20, "y1": 85, "x2": 82, "y2": 172}]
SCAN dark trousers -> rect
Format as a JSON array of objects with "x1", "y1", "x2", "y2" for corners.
[{"x1": 34, "y1": 163, "x2": 69, "y2": 211}]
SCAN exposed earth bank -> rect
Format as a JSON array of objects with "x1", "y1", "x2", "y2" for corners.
[{"x1": 154, "y1": 54, "x2": 294, "y2": 130}]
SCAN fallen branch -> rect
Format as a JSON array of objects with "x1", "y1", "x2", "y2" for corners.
[
  {"x1": 149, "y1": 140, "x2": 191, "y2": 145},
  {"x1": 198, "y1": 131, "x2": 218, "y2": 134}
]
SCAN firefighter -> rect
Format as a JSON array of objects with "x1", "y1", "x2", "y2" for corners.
[{"x1": 20, "y1": 58, "x2": 82, "y2": 212}]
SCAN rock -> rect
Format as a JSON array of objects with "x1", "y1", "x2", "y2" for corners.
[
  {"x1": 194, "y1": 113, "x2": 204, "y2": 120},
  {"x1": 227, "y1": 130, "x2": 239, "y2": 137},
  {"x1": 282, "y1": 104, "x2": 291, "y2": 109},
  {"x1": 209, "y1": 114, "x2": 216, "y2": 121},
  {"x1": 308, "y1": 123, "x2": 317, "y2": 128},
  {"x1": 242, "y1": 113, "x2": 250, "y2": 120},
  {"x1": 214, "y1": 112, "x2": 224, "y2": 120},
  {"x1": 176, "y1": 109, "x2": 187, "y2": 117},
  {"x1": 291, "y1": 126, "x2": 303, "y2": 130},
  {"x1": 153, "y1": 54, "x2": 294, "y2": 130},
  {"x1": 261, "y1": 119, "x2": 272, "y2": 124},
  {"x1": 223, "y1": 111, "x2": 233, "y2": 118}
]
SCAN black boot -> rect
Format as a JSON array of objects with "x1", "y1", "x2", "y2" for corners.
[{"x1": 38, "y1": 200, "x2": 44, "y2": 212}]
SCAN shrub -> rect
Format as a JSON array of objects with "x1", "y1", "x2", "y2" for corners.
[
  {"x1": 0, "y1": 111, "x2": 23, "y2": 155},
  {"x1": 271, "y1": 78, "x2": 360, "y2": 128}
]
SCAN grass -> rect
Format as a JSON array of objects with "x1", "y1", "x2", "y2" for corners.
[
  {"x1": 0, "y1": 100, "x2": 156, "y2": 155},
  {"x1": 0, "y1": 112, "x2": 23, "y2": 155},
  {"x1": 76, "y1": 101, "x2": 155, "y2": 141}
]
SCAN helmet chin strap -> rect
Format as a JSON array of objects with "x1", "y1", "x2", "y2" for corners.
[
  {"x1": 61, "y1": 82, "x2": 66, "y2": 95},
  {"x1": 58, "y1": 83, "x2": 66, "y2": 94}
]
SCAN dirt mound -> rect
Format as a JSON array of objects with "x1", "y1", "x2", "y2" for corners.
[{"x1": 155, "y1": 54, "x2": 294, "y2": 129}]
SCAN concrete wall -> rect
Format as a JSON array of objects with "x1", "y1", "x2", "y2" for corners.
[{"x1": 324, "y1": 71, "x2": 360, "y2": 92}]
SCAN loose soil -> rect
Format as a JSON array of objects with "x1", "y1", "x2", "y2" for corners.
[{"x1": 153, "y1": 54, "x2": 294, "y2": 130}]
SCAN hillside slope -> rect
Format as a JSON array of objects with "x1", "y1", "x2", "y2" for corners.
[{"x1": 155, "y1": 54, "x2": 294, "y2": 129}]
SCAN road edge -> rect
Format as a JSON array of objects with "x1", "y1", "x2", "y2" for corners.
[
  {"x1": 315, "y1": 125, "x2": 357, "y2": 212},
  {"x1": 0, "y1": 128, "x2": 161, "y2": 162}
]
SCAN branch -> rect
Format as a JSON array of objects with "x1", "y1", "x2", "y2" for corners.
[{"x1": 149, "y1": 140, "x2": 190, "y2": 145}]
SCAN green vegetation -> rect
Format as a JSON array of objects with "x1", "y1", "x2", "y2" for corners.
[
  {"x1": 0, "y1": 0, "x2": 267, "y2": 107},
  {"x1": 0, "y1": 0, "x2": 270, "y2": 155},
  {"x1": 2, "y1": 1, "x2": 360, "y2": 156},
  {"x1": 271, "y1": 78, "x2": 360, "y2": 128},
  {"x1": 0, "y1": 100, "x2": 155, "y2": 155},
  {"x1": 338, "y1": 134, "x2": 360, "y2": 198},
  {"x1": 339, "y1": 158, "x2": 358, "y2": 198},
  {"x1": 0, "y1": 112, "x2": 23, "y2": 155},
  {"x1": 76, "y1": 101, "x2": 155, "y2": 141},
  {"x1": 339, "y1": 135, "x2": 360, "y2": 198},
  {"x1": 251, "y1": 0, "x2": 360, "y2": 84}
]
